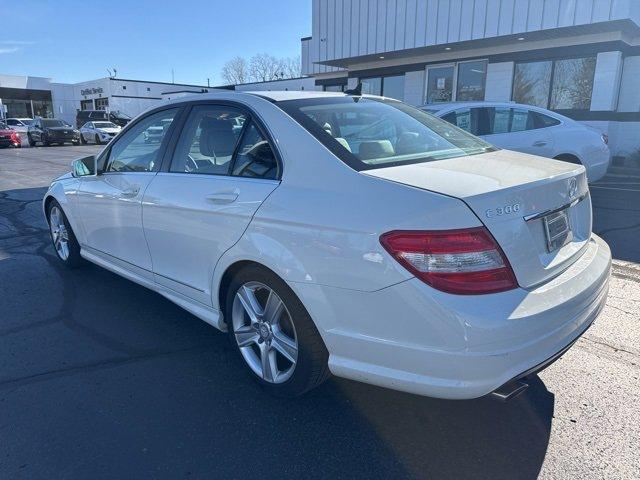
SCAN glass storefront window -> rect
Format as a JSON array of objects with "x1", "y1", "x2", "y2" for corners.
[
  {"x1": 95, "y1": 98, "x2": 109, "y2": 110},
  {"x1": 513, "y1": 61, "x2": 553, "y2": 108},
  {"x1": 513, "y1": 57, "x2": 595, "y2": 110},
  {"x1": 361, "y1": 77, "x2": 382, "y2": 96},
  {"x1": 32, "y1": 100, "x2": 53, "y2": 118},
  {"x1": 426, "y1": 66, "x2": 454, "y2": 103},
  {"x1": 382, "y1": 75, "x2": 404, "y2": 100},
  {"x1": 550, "y1": 57, "x2": 596, "y2": 110},
  {"x1": 456, "y1": 60, "x2": 487, "y2": 101},
  {"x1": 3, "y1": 99, "x2": 32, "y2": 118}
]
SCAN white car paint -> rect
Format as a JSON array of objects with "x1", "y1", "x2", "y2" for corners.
[
  {"x1": 43, "y1": 91, "x2": 611, "y2": 399},
  {"x1": 5, "y1": 118, "x2": 33, "y2": 146},
  {"x1": 79, "y1": 121, "x2": 121, "y2": 144},
  {"x1": 421, "y1": 102, "x2": 610, "y2": 183}
]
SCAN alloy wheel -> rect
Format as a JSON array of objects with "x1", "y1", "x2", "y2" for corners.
[
  {"x1": 49, "y1": 206, "x2": 70, "y2": 260},
  {"x1": 231, "y1": 281, "x2": 298, "y2": 384}
]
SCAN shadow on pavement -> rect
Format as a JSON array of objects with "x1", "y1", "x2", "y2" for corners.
[{"x1": 1, "y1": 186, "x2": 554, "y2": 479}]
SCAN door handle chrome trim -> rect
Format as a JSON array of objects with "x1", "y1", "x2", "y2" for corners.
[
  {"x1": 206, "y1": 192, "x2": 239, "y2": 204},
  {"x1": 120, "y1": 187, "x2": 140, "y2": 198},
  {"x1": 532, "y1": 141, "x2": 548, "y2": 147}
]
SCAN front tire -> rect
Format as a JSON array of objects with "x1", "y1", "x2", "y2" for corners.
[
  {"x1": 225, "y1": 265, "x2": 330, "y2": 397},
  {"x1": 42, "y1": 135, "x2": 50, "y2": 147},
  {"x1": 95, "y1": 134, "x2": 102, "y2": 145},
  {"x1": 80, "y1": 133, "x2": 87, "y2": 145},
  {"x1": 47, "y1": 200, "x2": 83, "y2": 268}
]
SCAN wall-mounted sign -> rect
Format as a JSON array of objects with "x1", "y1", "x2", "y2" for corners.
[
  {"x1": 437, "y1": 78, "x2": 446, "y2": 90},
  {"x1": 81, "y1": 87, "x2": 103, "y2": 96}
]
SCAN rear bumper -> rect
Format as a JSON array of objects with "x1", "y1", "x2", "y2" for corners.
[{"x1": 291, "y1": 234, "x2": 611, "y2": 399}]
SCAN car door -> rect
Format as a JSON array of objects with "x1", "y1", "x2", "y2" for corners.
[
  {"x1": 142, "y1": 103, "x2": 280, "y2": 305},
  {"x1": 75, "y1": 107, "x2": 180, "y2": 275},
  {"x1": 480, "y1": 107, "x2": 555, "y2": 158}
]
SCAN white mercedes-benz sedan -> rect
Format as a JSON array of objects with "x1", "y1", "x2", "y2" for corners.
[
  {"x1": 43, "y1": 91, "x2": 611, "y2": 400},
  {"x1": 421, "y1": 101, "x2": 611, "y2": 183}
]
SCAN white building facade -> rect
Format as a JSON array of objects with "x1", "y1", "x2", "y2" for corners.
[
  {"x1": 0, "y1": 74, "x2": 216, "y2": 126},
  {"x1": 301, "y1": 0, "x2": 640, "y2": 160}
]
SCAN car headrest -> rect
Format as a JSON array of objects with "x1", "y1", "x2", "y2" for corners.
[
  {"x1": 358, "y1": 140, "x2": 394, "y2": 160},
  {"x1": 199, "y1": 117, "x2": 236, "y2": 158}
]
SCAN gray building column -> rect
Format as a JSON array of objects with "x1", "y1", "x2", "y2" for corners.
[
  {"x1": 618, "y1": 55, "x2": 640, "y2": 112},
  {"x1": 403, "y1": 70, "x2": 426, "y2": 106}
]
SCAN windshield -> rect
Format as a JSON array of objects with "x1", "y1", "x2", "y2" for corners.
[
  {"x1": 278, "y1": 97, "x2": 496, "y2": 171},
  {"x1": 94, "y1": 122, "x2": 117, "y2": 128},
  {"x1": 42, "y1": 119, "x2": 69, "y2": 128},
  {"x1": 112, "y1": 112, "x2": 131, "y2": 120}
]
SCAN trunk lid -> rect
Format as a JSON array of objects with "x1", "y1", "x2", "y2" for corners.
[{"x1": 365, "y1": 150, "x2": 592, "y2": 289}]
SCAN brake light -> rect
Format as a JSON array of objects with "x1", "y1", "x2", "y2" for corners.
[
  {"x1": 601, "y1": 133, "x2": 608, "y2": 145},
  {"x1": 380, "y1": 228, "x2": 518, "y2": 295},
  {"x1": 10, "y1": 132, "x2": 20, "y2": 145}
]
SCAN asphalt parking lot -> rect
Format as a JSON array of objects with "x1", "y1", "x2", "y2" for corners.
[{"x1": 1, "y1": 145, "x2": 639, "y2": 479}]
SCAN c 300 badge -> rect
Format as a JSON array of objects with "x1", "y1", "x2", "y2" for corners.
[{"x1": 485, "y1": 203, "x2": 521, "y2": 218}]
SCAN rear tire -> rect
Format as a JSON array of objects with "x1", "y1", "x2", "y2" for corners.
[
  {"x1": 225, "y1": 265, "x2": 330, "y2": 397},
  {"x1": 47, "y1": 200, "x2": 83, "y2": 268},
  {"x1": 42, "y1": 135, "x2": 50, "y2": 147},
  {"x1": 28, "y1": 134, "x2": 35, "y2": 147}
]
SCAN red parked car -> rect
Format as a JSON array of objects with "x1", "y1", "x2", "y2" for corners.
[{"x1": 0, "y1": 122, "x2": 21, "y2": 148}]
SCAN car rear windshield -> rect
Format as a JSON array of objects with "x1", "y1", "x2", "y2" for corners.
[
  {"x1": 41, "y1": 119, "x2": 68, "y2": 128},
  {"x1": 94, "y1": 122, "x2": 116, "y2": 128},
  {"x1": 277, "y1": 96, "x2": 496, "y2": 171}
]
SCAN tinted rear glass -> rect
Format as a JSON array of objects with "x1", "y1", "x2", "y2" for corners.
[{"x1": 278, "y1": 97, "x2": 496, "y2": 171}]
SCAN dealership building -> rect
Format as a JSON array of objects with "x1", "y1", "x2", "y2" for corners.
[
  {"x1": 0, "y1": 74, "x2": 217, "y2": 126},
  {"x1": 301, "y1": 0, "x2": 640, "y2": 160}
]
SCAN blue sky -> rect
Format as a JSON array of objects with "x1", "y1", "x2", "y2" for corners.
[{"x1": 2, "y1": 0, "x2": 311, "y2": 86}]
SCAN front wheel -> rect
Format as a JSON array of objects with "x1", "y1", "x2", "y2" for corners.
[
  {"x1": 47, "y1": 200, "x2": 83, "y2": 268},
  {"x1": 80, "y1": 133, "x2": 87, "y2": 145},
  {"x1": 42, "y1": 135, "x2": 50, "y2": 147},
  {"x1": 95, "y1": 134, "x2": 102, "y2": 145},
  {"x1": 225, "y1": 265, "x2": 330, "y2": 397}
]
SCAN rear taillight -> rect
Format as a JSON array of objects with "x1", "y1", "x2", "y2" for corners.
[
  {"x1": 10, "y1": 132, "x2": 20, "y2": 144},
  {"x1": 380, "y1": 228, "x2": 518, "y2": 295},
  {"x1": 601, "y1": 133, "x2": 609, "y2": 145}
]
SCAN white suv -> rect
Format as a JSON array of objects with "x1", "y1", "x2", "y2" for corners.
[{"x1": 421, "y1": 102, "x2": 610, "y2": 182}]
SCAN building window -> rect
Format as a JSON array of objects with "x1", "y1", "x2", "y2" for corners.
[
  {"x1": 550, "y1": 57, "x2": 596, "y2": 110},
  {"x1": 95, "y1": 97, "x2": 109, "y2": 110},
  {"x1": 122, "y1": 85, "x2": 127, "y2": 90},
  {"x1": 324, "y1": 85, "x2": 345, "y2": 92},
  {"x1": 80, "y1": 99, "x2": 94, "y2": 111},
  {"x1": 361, "y1": 77, "x2": 382, "y2": 96},
  {"x1": 426, "y1": 66, "x2": 455, "y2": 103},
  {"x1": 513, "y1": 57, "x2": 595, "y2": 110},
  {"x1": 382, "y1": 75, "x2": 404, "y2": 100},
  {"x1": 32, "y1": 100, "x2": 53, "y2": 118},
  {"x1": 513, "y1": 61, "x2": 552, "y2": 108},
  {"x1": 456, "y1": 60, "x2": 488, "y2": 101},
  {"x1": 360, "y1": 75, "x2": 405, "y2": 100}
]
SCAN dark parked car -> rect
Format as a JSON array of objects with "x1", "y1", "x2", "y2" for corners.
[
  {"x1": 76, "y1": 110, "x2": 131, "y2": 128},
  {"x1": 0, "y1": 122, "x2": 22, "y2": 148},
  {"x1": 28, "y1": 118, "x2": 80, "y2": 147}
]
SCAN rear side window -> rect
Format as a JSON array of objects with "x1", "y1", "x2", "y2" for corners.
[
  {"x1": 531, "y1": 111, "x2": 561, "y2": 129},
  {"x1": 170, "y1": 105, "x2": 246, "y2": 175},
  {"x1": 232, "y1": 123, "x2": 278, "y2": 180}
]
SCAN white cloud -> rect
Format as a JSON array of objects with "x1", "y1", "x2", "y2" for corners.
[
  {"x1": 0, "y1": 40, "x2": 36, "y2": 45},
  {"x1": 0, "y1": 47, "x2": 20, "y2": 54}
]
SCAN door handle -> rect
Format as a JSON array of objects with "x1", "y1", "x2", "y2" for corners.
[
  {"x1": 533, "y1": 141, "x2": 548, "y2": 147},
  {"x1": 120, "y1": 186, "x2": 140, "y2": 198},
  {"x1": 206, "y1": 191, "x2": 239, "y2": 204}
]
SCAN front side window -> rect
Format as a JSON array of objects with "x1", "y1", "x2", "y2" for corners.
[
  {"x1": 550, "y1": 57, "x2": 596, "y2": 110},
  {"x1": 170, "y1": 105, "x2": 246, "y2": 175},
  {"x1": 441, "y1": 108, "x2": 475, "y2": 134},
  {"x1": 104, "y1": 108, "x2": 178, "y2": 173},
  {"x1": 456, "y1": 60, "x2": 487, "y2": 101},
  {"x1": 6, "y1": 119, "x2": 19, "y2": 126},
  {"x1": 279, "y1": 97, "x2": 495, "y2": 171}
]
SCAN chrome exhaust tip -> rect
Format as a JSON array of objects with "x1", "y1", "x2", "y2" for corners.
[{"x1": 489, "y1": 380, "x2": 529, "y2": 402}]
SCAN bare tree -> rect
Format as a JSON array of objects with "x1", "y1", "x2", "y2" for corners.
[
  {"x1": 248, "y1": 53, "x2": 283, "y2": 82},
  {"x1": 279, "y1": 55, "x2": 302, "y2": 79},
  {"x1": 221, "y1": 56, "x2": 248, "y2": 85},
  {"x1": 221, "y1": 54, "x2": 303, "y2": 85}
]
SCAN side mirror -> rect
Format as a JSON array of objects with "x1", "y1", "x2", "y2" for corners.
[{"x1": 72, "y1": 155, "x2": 97, "y2": 177}]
